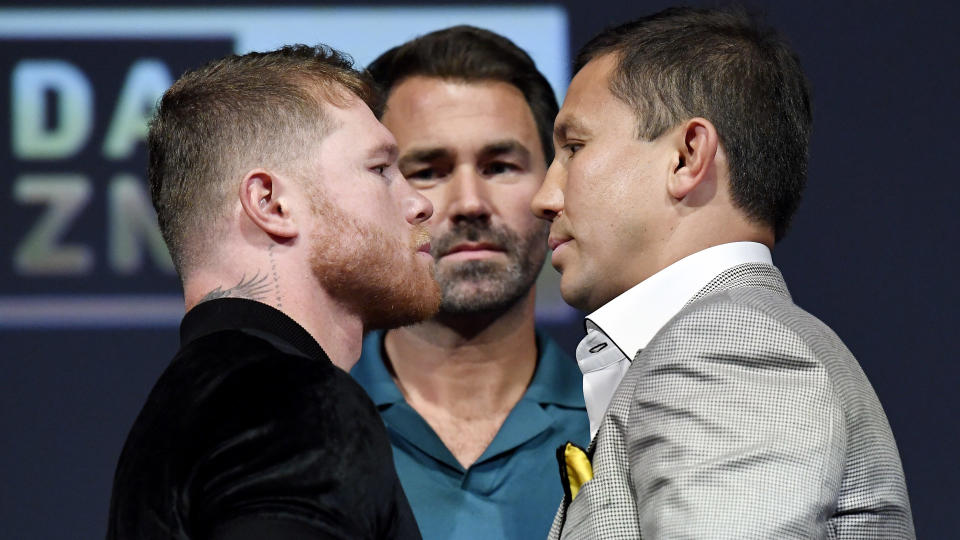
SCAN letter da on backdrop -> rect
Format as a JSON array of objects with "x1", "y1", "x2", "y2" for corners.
[{"x1": 10, "y1": 58, "x2": 174, "y2": 276}]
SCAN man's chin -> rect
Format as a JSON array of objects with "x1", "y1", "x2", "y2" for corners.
[
  {"x1": 438, "y1": 257, "x2": 505, "y2": 273},
  {"x1": 559, "y1": 274, "x2": 594, "y2": 313},
  {"x1": 363, "y1": 274, "x2": 441, "y2": 331},
  {"x1": 410, "y1": 277, "x2": 443, "y2": 320}
]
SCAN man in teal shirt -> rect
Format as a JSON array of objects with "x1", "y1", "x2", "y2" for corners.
[{"x1": 351, "y1": 26, "x2": 588, "y2": 539}]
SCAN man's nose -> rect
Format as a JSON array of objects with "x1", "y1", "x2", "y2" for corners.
[
  {"x1": 402, "y1": 182, "x2": 434, "y2": 225},
  {"x1": 447, "y1": 167, "x2": 492, "y2": 223},
  {"x1": 531, "y1": 159, "x2": 564, "y2": 221}
]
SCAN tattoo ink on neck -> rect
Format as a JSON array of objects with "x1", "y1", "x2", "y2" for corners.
[
  {"x1": 199, "y1": 271, "x2": 272, "y2": 304},
  {"x1": 268, "y1": 244, "x2": 283, "y2": 310}
]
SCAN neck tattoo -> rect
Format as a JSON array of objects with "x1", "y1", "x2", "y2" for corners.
[
  {"x1": 268, "y1": 244, "x2": 283, "y2": 309},
  {"x1": 198, "y1": 271, "x2": 272, "y2": 304}
]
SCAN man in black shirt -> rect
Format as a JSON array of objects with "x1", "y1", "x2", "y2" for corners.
[{"x1": 107, "y1": 44, "x2": 441, "y2": 539}]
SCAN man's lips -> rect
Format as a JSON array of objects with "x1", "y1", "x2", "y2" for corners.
[
  {"x1": 440, "y1": 242, "x2": 505, "y2": 260},
  {"x1": 548, "y1": 236, "x2": 571, "y2": 251},
  {"x1": 446, "y1": 242, "x2": 502, "y2": 254},
  {"x1": 417, "y1": 241, "x2": 432, "y2": 254}
]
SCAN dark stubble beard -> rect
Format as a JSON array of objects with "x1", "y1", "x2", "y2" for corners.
[
  {"x1": 308, "y1": 193, "x2": 441, "y2": 331},
  {"x1": 431, "y1": 217, "x2": 549, "y2": 315}
]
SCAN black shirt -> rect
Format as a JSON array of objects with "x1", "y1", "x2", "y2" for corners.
[{"x1": 107, "y1": 298, "x2": 421, "y2": 539}]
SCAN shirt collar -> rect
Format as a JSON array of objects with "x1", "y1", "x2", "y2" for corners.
[
  {"x1": 586, "y1": 242, "x2": 772, "y2": 360},
  {"x1": 351, "y1": 330, "x2": 405, "y2": 406},
  {"x1": 180, "y1": 297, "x2": 327, "y2": 362},
  {"x1": 351, "y1": 329, "x2": 584, "y2": 409},
  {"x1": 523, "y1": 331, "x2": 585, "y2": 408}
]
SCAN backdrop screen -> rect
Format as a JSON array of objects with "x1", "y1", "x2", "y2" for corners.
[{"x1": 0, "y1": 6, "x2": 574, "y2": 328}]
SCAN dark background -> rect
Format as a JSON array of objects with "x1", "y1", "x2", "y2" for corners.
[{"x1": 2, "y1": 1, "x2": 957, "y2": 538}]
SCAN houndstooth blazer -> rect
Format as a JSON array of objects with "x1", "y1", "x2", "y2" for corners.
[{"x1": 549, "y1": 263, "x2": 914, "y2": 539}]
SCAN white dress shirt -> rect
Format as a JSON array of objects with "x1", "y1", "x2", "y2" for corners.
[{"x1": 576, "y1": 242, "x2": 773, "y2": 440}]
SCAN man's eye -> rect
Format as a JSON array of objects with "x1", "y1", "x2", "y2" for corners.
[
  {"x1": 563, "y1": 143, "x2": 583, "y2": 155},
  {"x1": 371, "y1": 165, "x2": 387, "y2": 176},
  {"x1": 405, "y1": 168, "x2": 438, "y2": 181},
  {"x1": 482, "y1": 162, "x2": 519, "y2": 176}
]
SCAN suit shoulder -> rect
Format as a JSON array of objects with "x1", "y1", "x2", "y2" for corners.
[
  {"x1": 669, "y1": 286, "x2": 850, "y2": 358},
  {"x1": 126, "y1": 329, "x2": 383, "y2": 465},
  {"x1": 171, "y1": 329, "x2": 369, "y2": 407},
  {"x1": 649, "y1": 286, "x2": 887, "y2": 434}
]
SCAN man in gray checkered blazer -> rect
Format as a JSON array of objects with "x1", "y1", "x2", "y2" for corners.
[{"x1": 531, "y1": 7, "x2": 915, "y2": 539}]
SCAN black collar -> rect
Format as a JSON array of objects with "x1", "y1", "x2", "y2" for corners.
[{"x1": 179, "y1": 298, "x2": 326, "y2": 361}]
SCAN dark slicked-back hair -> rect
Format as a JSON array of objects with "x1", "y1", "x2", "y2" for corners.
[
  {"x1": 148, "y1": 44, "x2": 374, "y2": 278},
  {"x1": 366, "y1": 25, "x2": 558, "y2": 164},
  {"x1": 576, "y1": 7, "x2": 812, "y2": 240}
]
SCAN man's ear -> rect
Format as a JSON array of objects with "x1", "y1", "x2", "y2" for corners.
[
  {"x1": 238, "y1": 169, "x2": 299, "y2": 238},
  {"x1": 667, "y1": 117, "x2": 720, "y2": 200}
]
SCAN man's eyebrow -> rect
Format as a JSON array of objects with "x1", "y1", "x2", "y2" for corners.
[
  {"x1": 554, "y1": 116, "x2": 589, "y2": 141},
  {"x1": 371, "y1": 143, "x2": 398, "y2": 162},
  {"x1": 478, "y1": 139, "x2": 531, "y2": 161},
  {"x1": 398, "y1": 147, "x2": 451, "y2": 167}
]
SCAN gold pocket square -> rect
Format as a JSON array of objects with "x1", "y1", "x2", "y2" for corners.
[{"x1": 557, "y1": 441, "x2": 593, "y2": 501}]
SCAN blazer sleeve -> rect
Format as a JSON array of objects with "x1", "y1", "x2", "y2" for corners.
[{"x1": 626, "y1": 295, "x2": 846, "y2": 538}]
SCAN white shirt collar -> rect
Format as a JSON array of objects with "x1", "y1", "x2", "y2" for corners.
[{"x1": 585, "y1": 242, "x2": 772, "y2": 360}]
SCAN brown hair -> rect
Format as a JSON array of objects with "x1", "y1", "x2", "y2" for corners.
[
  {"x1": 366, "y1": 25, "x2": 558, "y2": 164},
  {"x1": 576, "y1": 7, "x2": 812, "y2": 241},
  {"x1": 148, "y1": 44, "x2": 374, "y2": 278}
]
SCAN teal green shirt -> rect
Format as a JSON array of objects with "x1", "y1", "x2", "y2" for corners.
[{"x1": 351, "y1": 330, "x2": 589, "y2": 540}]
